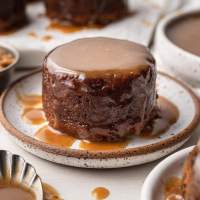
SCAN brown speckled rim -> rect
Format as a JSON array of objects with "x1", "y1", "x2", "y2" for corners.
[{"x1": 0, "y1": 70, "x2": 200, "y2": 159}]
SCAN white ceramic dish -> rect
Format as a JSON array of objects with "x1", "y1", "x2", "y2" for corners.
[
  {"x1": 0, "y1": 150, "x2": 43, "y2": 200},
  {"x1": 0, "y1": 42, "x2": 20, "y2": 92},
  {"x1": 0, "y1": 42, "x2": 20, "y2": 70},
  {"x1": 141, "y1": 146, "x2": 194, "y2": 200},
  {"x1": 154, "y1": 9, "x2": 200, "y2": 88},
  {"x1": 0, "y1": 71, "x2": 199, "y2": 168}
]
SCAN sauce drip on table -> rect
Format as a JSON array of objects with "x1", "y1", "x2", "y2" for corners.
[
  {"x1": 91, "y1": 187, "x2": 110, "y2": 200},
  {"x1": 164, "y1": 177, "x2": 184, "y2": 200},
  {"x1": 19, "y1": 94, "x2": 179, "y2": 150},
  {"x1": 0, "y1": 181, "x2": 36, "y2": 200}
]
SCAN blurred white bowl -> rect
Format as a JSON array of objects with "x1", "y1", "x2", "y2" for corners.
[{"x1": 154, "y1": 10, "x2": 200, "y2": 88}]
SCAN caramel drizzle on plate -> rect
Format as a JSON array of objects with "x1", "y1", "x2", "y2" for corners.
[
  {"x1": 140, "y1": 96, "x2": 179, "y2": 138},
  {"x1": 18, "y1": 94, "x2": 179, "y2": 151}
]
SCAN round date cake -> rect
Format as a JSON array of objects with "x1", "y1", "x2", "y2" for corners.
[
  {"x1": 43, "y1": 37, "x2": 157, "y2": 142},
  {"x1": 44, "y1": 0, "x2": 128, "y2": 26}
]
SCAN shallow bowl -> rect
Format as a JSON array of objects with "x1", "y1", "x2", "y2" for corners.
[{"x1": 154, "y1": 9, "x2": 200, "y2": 88}]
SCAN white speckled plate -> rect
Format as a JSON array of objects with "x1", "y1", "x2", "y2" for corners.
[
  {"x1": 141, "y1": 146, "x2": 194, "y2": 200},
  {"x1": 0, "y1": 71, "x2": 199, "y2": 168}
]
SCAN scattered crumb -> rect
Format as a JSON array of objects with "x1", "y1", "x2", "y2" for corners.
[
  {"x1": 28, "y1": 32, "x2": 38, "y2": 38},
  {"x1": 42, "y1": 35, "x2": 53, "y2": 42},
  {"x1": 0, "y1": 48, "x2": 15, "y2": 69},
  {"x1": 142, "y1": 19, "x2": 152, "y2": 27}
]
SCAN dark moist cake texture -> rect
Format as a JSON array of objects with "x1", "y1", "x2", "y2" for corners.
[
  {"x1": 43, "y1": 37, "x2": 157, "y2": 142},
  {"x1": 0, "y1": 0, "x2": 26, "y2": 32},
  {"x1": 166, "y1": 12, "x2": 200, "y2": 57},
  {"x1": 44, "y1": 0, "x2": 128, "y2": 26},
  {"x1": 183, "y1": 142, "x2": 200, "y2": 200}
]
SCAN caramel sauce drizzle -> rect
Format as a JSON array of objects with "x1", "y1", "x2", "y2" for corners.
[
  {"x1": 164, "y1": 177, "x2": 184, "y2": 200},
  {"x1": 22, "y1": 108, "x2": 46, "y2": 125},
  {"x1": 140, "y1": 96, "x2": 179, "y2": 138},
  {"x1": 18, "y1": 94, "x2": 45, "y2": 125},
  {"x1": 91, "y1": 187, "x2": 110, "y2": 200},
  {"x1": 35, "y1": 126, "x2": 75, "y2": 148},
  {"x1": 18, "y1": 94, "x2": 179, "y2": 151},
  {"x1": 47, "y1": 21, "x2": 101, "y2": 34},
  {"x1": 18, "y1": 94, "x2": 42, "y2": 108}
]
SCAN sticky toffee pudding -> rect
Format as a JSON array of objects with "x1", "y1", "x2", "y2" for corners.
[
  {"x1": 43, "y1": 37, "x2": 157, "y2": 142},
  {"x1": 44, "y1": 0, "x2": 128, "y2": 27}
]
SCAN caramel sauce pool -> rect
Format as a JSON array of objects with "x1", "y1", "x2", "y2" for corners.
[
  {"x1": 0, "y1": 181, "x2": 36, "y2": 200},
  {"x1": 22, "y1": 108, "x2": 46, "y2": 125},
  {"x1": 19, "y1": 94, "x2": 179, "y2": 150},
  {"x1": 164, "y1": 177, "x2": 184, "y2": 200},
  {"x1": 18, "y1": 94, "x2": 42, "y2": 108},
  {"x1": 18, "y1": 94, "x2": 44, "y2": 125},
  {"x1": 35, "y1": 126, "x2": 75, "y2": 148},
  {"x1": 92, "y1": 187, "x2": 110, "y2": 200},
  {"x1": 141, "y1": 96, "x2": 179, "y2": 138}
]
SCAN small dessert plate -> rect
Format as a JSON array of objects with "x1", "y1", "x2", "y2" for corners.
[
  {"x1": 0, "y1": 71, "x2": 199, "y2": 168},
  {"x1": 141, "y1": 146, "x2": 194, "y2": 200}
]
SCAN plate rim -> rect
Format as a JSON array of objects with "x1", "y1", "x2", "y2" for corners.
[
  {"x1": 141, "y1": 145, "x2": 194, "y2": 200},
  {"x1": 0, "y1": 70, "x2": 199, "y2": 159}
]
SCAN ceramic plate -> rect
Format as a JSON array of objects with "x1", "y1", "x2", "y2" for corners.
[
  {"x1": 0, "y1": 71, "x2": 199, "y2": 168},
  {"x1": 141, "y1": 146, "x2": 194, "y2": 200}
]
